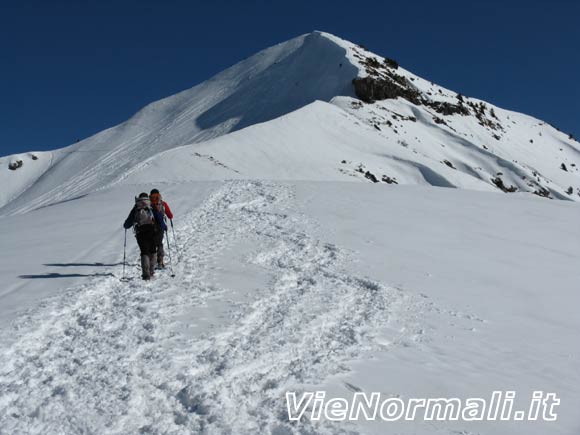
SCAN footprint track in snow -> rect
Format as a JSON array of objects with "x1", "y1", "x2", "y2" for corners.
[{"x1": 0, "y1": 180, "x2": 438, "y2": 435}]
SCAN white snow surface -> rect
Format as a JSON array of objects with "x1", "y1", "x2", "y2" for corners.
[
  {"x1": 0, "y1": 181, "x2": 579, "y2": 434},
  {"x1": 1, "y1": 31, "x2": 580, "y2": 434},
  {"x1": 0, "y1": 152, "x2": 53, "y2": 208}
]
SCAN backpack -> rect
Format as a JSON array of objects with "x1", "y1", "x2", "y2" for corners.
[
  {"x1": 150, "y1": 192, "x2": 166, "y2": 220},
  {"x1": 134, "y1": 197, "x2": 155, "y2": 231}
]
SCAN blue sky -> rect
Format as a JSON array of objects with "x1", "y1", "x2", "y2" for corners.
[{"x1": 1, "y1": 0, "x2": 578, "y2": 155}]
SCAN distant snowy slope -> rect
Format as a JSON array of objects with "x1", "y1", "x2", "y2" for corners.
[
  {"x1": 120, "y1": 95, "x2": 580, "y2": 201},
  {"x1": 2, "y1": 31, "x2": 579, "y2": 215},
  {"x1": 0, "y1": 32, "x2": 355, "y2": 215},
  {"x1": 0, "y1": 152, "x2": 53, "y2": 208},
  {"x1": 122, "y1": 101, "x2": 499, "y2": 192}
]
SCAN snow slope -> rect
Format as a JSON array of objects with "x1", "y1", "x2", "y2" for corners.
[
  {"x1": 0, "y1": 151, "x2": 53, "y2": 207},
  {"x1": 2, "y1": 31, "x2": 580, "y2": 216},
  {"x1": 119, "y1": 100, "x2": 508, "y2": 193},
  {"x1": 0, "y1": 31, "x2": 357, "y2": 215},
  {"x1": 121, "y1": 93, "x2": 580, "y2": 198},
  {"x1": 1, "y1": 30, "x2": 580, "y2": 435},
  {"x1": 0, "y1": 181, "x2": 578, "y2": 434},
  {"x1": 0, "y1": 182, "x2": 216, "y2": 325}
]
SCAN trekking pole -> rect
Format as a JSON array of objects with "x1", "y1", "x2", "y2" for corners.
[
  {"x1": 165, "y1": 230, "x2": 176, "y2": 277},
  {"x1": 170, "y1": 219, "x2": 181, "y2": 261},
  {"x1": 121, "y1": 229, "x2": 127, "y2": 281}
]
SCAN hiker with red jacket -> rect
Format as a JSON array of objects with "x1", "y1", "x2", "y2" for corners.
[
  {"x1": 123, "y1": 192, "x2": 167, "y2": 280},
  {"x1": 149, "y1": 189, "x2": 173, "y2": 269}
]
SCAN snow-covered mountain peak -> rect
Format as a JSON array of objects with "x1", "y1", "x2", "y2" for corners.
[
  {"x1": 2, "y1": 31, "x2": 579, "y2": 435},
  {"x1": 0, "y1": 31, "x2": 358, "y2": 215},
  {"x1": 1, "y1": 31, "x2": 579, "y2": 216}
]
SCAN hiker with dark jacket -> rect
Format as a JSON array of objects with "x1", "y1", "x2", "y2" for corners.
[
  {"x1": 149, "y1": 188, "x2": 173, "y2": 269},
  {"x1": 124, "y1": 192, "x2": 167, "y2": 280}
]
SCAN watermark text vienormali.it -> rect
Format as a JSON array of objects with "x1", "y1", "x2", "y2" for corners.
[{"x1": 286, "y1": 391, "x2": 560, "y2": 422}]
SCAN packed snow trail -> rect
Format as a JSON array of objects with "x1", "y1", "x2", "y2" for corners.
[{"x1": 0, "y1": 181, "x2": 430, "y2": 434}]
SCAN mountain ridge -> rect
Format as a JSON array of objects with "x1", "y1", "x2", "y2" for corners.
[{"x1": 1, "y1": 31, "x2": 579, "y2": 215}]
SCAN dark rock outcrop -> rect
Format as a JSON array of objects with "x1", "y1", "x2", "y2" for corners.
[
  {"x1": 382, "y1": 175, "x2": 398, "y2": 184},
  {"x1": 352, "y1": 76, "x2": 421, "y2": 104},
  {"x1": 534, "y1": 187, "x2": 551, "y2": 198},
  {"x1": 352, "y1": 55, "x2": 470, "y2": 119},
  {"x1": 427, "y1": 101, "x2": 469, "y2": 116},
  {"x1": 364, "y1": 170, "x2": 379, "y2": 183},
  {"x1": 8, "y1": 160, "x2": 23, "y2": 171},
  {"x1": 491, "y1": 177, "x2": 517, "y2": 193},
  {"x1": 383, "y1": 57, "x2": 399, "y2": 69}
]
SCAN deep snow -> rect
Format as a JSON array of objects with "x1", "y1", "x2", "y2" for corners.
[{"x1": 0, "y1": 181, "x2": 578, "y2": 434}]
